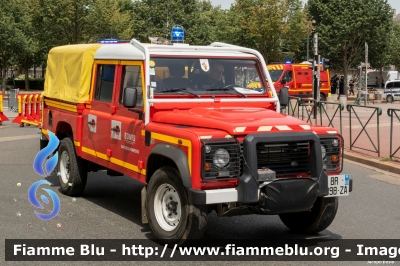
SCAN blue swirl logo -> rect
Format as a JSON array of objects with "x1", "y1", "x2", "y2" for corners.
[
  {"x1": 29, "y1": 130, "x2": 60, "y2": 221},
  {"x1": 28, "y1": 180, "x2": 60, "y2": 220},
  {"x1": 33, "y1": 131, "x2": 59, "y2": 177}
]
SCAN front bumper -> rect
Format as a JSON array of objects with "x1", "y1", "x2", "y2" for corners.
[
  {"x1": 189, "y1": 177, "x2": 353, "y2": 214},
  {"x1": 188, "y1": 132, "x2": 352, "y2": 214}
]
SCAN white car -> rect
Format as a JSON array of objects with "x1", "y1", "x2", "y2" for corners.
[{"x1": 383, "y1": 80, "x2": 400, "y2": 103}]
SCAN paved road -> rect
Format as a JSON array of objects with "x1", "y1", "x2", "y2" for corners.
[{"x1": 1, "y1": 113, "x2": 400, "y2": 265}]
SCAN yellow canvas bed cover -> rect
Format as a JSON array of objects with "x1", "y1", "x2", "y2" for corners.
[{"x1": 42, "y1": 44, "x2": 102, "y2": 103}]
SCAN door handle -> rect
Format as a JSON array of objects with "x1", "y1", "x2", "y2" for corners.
[
  {"x1": 111, "y1": 127, "x2": 120, "y2": 133},
  {"x1": 88, "y1": 120, "x2": 96, "y2": 126}
]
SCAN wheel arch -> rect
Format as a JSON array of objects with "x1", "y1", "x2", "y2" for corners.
[
  {"x1": 146, "y1": 143, "x2": 191, "y2": 188},
  {"x1": 56, "y1": 121, "x2": 74, "y2": 140}
]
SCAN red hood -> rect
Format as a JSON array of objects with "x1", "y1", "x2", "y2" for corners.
[{"x1": 152, "y1": 107, "x2": 316, "y2": 135}]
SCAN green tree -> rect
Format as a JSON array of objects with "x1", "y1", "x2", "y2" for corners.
[
  {"x1": 85, "y1": 0, "x2": 133, "y2": 41},
  {"x1": 0, "y1": 0, "x2": 31, "y2": 94},
  {"x1": 388, "y1": 22, "x2": 400, "y2": 68},
  {"x1": 31, "y1": 0, "x2": 132, "y2": 45},
  {"x1": 231, "y1": 0, "x2": 311, "y2": 63},
  {"x1": 308, "y1": 0, "x2": 393, "y2": 94},
  {"x1": 130, "y1": 0, "x2": 224, "y2": 44}
]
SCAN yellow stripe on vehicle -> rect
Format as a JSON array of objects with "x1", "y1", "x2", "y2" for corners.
[
  {"x1": 82, "y1": 146, "x2": 98, "y2": 157},
  {"x1": 110, "y1": 157, "x2": 146, "y2": 175},
  {"x1": 44, "y1": 99, "x2": 77, "y2": 113},
  {"x1": 81, "y1": 146, "x2": 146, "y2": 175},
  {"x1": 141, "y1": 130, "x2": 192, "y2": 174}
]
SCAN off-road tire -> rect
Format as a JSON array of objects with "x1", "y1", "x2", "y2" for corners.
[
  {"x1": 387, "y1": 95, "x2": 394, "y2": 103},
  {"x1": 146, "y1": 166, "x2": 207, "y2": 245},
  {"x1": 279, "y1": 197, "x2": 338, "y2": 234},
  {"x1": 58, "y1": 137, "x2": 87, "y2": 196}
]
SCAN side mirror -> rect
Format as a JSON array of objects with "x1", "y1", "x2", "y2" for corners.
[
  {"x1": 278, "y1": 86, "x2": 289, "y2": 106},
  {"x1": 123, "y1": 87, "x2": 137, "y2": 108}
]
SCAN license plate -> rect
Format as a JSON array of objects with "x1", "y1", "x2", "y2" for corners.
[{"x1": 325, "y1": 174, "x2": 350, "y2": 197}]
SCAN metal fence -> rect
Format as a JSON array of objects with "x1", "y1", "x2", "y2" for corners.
[
  {"x1": 8, "y1": 89, "x2": 19, "y2": 112},
  {"x1": 318, "y1": 101, "x2": 344, "y2": 135},
  {"x1": 347, "y1": 104, "x2": 382, "y2": 157},
  {"x1": 387, "y1": 108, "x2": 400, "y2": 160}
]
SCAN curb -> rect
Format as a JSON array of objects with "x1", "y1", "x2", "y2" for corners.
[{"x1": 344, "y1": 149, "x2": 400, "y2": 175}]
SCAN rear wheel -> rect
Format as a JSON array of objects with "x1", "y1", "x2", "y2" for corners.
[
  {"x1": 387, "y1": 95, "x2": 394, "y2": 103},
  {"x1": 146, "y1": 166, "x2": 207, "y2": 244},
  {"x1": 58, "y1": 137, "x2": 87, "y2": 196},
  {"x1": 279, "y1": 197, "x2": 338, "y2": 234}
]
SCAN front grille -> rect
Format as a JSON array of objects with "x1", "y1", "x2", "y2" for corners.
[
  {"x1": 256, "y1": 141, "x2": 310, "y2": 175},
  {"x1": 202, "y1": 142, "x2": 241, "y2": 179}
]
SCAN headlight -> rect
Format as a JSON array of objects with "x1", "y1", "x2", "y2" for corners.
[
  {"x1": 213, "y1": 148, "x2": 230, "y2": 168},
  {"x1": 321, "y1": 145, "x2": 326, "y2": 160}
]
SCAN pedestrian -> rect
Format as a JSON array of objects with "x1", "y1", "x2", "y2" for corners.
[
  {"x1": 339, "y1": 76, "x2": 344, "y2": 97},
  {"x1": 381, "y1": 77, "x2": 385, "y2": 88},
  {"x1": 330, "y1": 75, "x2": 337, "y2": 94},
  {"x1": 348, "y1": 79, "x2": 355, "y2": 96},
  {"x1": 375, "y1": 76, "x2": 379, "y2": 88},
  {"x1": 336, "y1": 77, "x2": 340, "y2": 93}
]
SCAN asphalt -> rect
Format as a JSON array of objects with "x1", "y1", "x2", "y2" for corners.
[{"x1": 2, "y1": 90, "x2": 400, "y2": 175}]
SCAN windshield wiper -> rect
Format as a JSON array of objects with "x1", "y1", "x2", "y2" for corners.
[
  {"x1": 156, "y1": 88, "x2": 200, "y2": 98},
  {"x1": 206, "y1": 87, "x2": 247, "y2": 98}
]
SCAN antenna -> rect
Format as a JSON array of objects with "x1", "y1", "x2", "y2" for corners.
[{"x1": 166, "y1": 0, "x2": 169, "y2": 41}]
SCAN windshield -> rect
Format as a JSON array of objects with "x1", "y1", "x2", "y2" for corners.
[
  {"x1": 268, "y1": 70, "x2": 283, "y2": 82},
  {"x1": 149, "y1": 57, "x2": 267, "y2": 95}
]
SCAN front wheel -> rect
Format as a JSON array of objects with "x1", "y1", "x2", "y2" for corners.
[
  {"x1": 146, "y1": 166, "x2": 207, "y2": 244},
  {"x1": 58, "y1": 137, "x2": 87, "y2": 196},
  {"x1": 387, "y1": 95, "x2": 394, "y2": 103},
  {"x1": 279, "y1": 197, "x2": 338, "y2": 234}
]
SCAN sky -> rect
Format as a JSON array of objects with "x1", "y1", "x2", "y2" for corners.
[{"x1": 210, "y1": 0, "x2": 400, "y2": 14}]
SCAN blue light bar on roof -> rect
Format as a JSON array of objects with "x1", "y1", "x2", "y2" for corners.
[
  {"x1": 97, "y1": 39, "x2": 130, "y2": 44},
  {"x1": 171, "y1": 25, "x2": 185, "y2": 43}
]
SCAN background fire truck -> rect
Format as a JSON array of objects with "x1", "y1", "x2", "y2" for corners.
[{"x1": 267, "y1": 63, "x2": 330, "y2": 101}]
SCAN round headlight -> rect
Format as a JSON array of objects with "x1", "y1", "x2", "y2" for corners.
[
  {"x1": 321, "y1": 145, "x2": 326, "y2": 160},
  {"x1": 213, "y1": 148, "x2": 230, "y2": 168}
]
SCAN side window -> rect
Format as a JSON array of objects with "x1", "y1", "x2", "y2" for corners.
[
  {"x1": 386, "y1": 82, "x2": 393, "y2": 89},
  {"x1": 120, "y1": 66, "x2": 143, "y2": 107},
  {"x1": 283, "y1": 71, "x2": 293, "y2": 82},
  {"x1": 95, "y1": 65, "x2": 115, "y2": 102},
  {"x1": 394, "y1": 82, "x2": 400, "y2": 89}
]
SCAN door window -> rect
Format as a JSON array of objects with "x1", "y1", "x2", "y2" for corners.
[
  {"x1": 120, "y1": 66, "x2": 143, "y2": 106},
  {"x1": 95, "y1": 65, "x2": 115, "y2": 102},
  {"x1": 283, "y1": 71, "x2": 293, "y2": 83}
]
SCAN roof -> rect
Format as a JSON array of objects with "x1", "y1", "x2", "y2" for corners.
[
  {"x1": 94, "y1": 43, "x2": 258, "y2": 59},
  {"x1": 94, "y1": 44, "x2": 145, "y2": 60},
  {"x1": 42, "y1": 41, "x2": 262, "y2": 103}
]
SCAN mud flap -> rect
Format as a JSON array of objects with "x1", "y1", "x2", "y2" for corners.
[{"x1": 141, "y1": 186, "x2": 148, "y2": 224}]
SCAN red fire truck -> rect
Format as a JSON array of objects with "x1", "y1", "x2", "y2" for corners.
[
  {"x1": 268, "y1": 63, "x2": 331, "y2": 101},
  {"x1": 40, "y1": 41, "x2": 351, "y2": 244}
]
